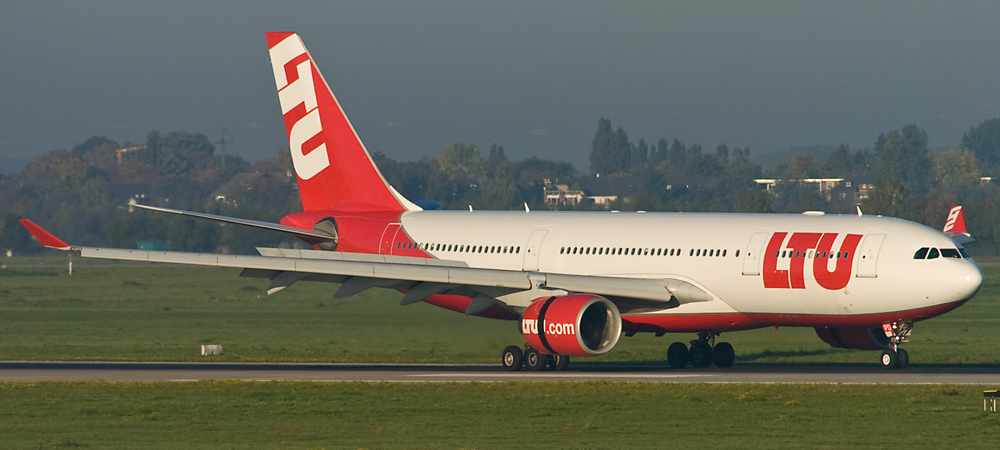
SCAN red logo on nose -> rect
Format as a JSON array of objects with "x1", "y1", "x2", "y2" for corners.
[{"x1": 763, "y1": 232, "x2": 862, "y2": 290}]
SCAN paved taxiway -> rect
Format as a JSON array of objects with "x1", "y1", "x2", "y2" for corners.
[{"x1": 1, "y1": 361, "x2": 999, "y2": 384}]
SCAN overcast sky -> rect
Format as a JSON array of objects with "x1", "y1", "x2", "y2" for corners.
[{"x1": 2, "y1": 1, "x2": 999, "y2": 171}]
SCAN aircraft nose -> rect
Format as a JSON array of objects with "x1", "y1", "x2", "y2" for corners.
[{"x1": 958, "y1": 261, "x2": 983, "y2": 300}]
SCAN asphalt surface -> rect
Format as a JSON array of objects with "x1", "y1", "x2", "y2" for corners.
[{"x1": 1, "y1": 361, "x2": 999, "y2": 384}]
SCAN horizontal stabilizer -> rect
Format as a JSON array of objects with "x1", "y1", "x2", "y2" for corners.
[{"x1": 133, "y1": 204, "x2": 336, "y2": 241}]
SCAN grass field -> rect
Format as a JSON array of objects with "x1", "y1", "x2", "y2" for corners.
[
  {"x1": 1, "y1": 255, "x2": 999, "y2": 365},
  {"x1": 3, "y1": 256, "x2": 1000, "y2": 449},
  {"x1": 2, "y1": 381, "x2": 1000, "y2": 449}
]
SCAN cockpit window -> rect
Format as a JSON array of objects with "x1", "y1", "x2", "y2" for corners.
[
  {"x1": 913, "y1": 248, "x2": 929, "y2": 259},
  {"x1": 940, "y1": 248, "x2": 961, "y2": 259},
  {"x1": 927, "y1": 248, "x2": 940, "y2": 259},
  {"x1": 959, "y1": 248, "x2": 969, "y2": 258}
]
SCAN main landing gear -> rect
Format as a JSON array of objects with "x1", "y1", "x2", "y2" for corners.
[
  {"x1": 501, "y1": 345, "x2": 570, "y2": 372},
  {"x1": 667, "y1": 332, "x2": 735, "y2": 369},
  {"x1": 879, "y1": 321, "x2": 912, "y2": 370}
]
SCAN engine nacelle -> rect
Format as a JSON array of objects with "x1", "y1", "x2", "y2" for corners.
[
  {"x1": 521, "y1": 294, "x2": 622, "y2": 356},
  {"x1": 814, "y1": 326, "x2": 890, "y2": 350}
]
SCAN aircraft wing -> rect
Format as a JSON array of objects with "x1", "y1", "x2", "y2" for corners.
[{"x1": 20, "y1": 221, "x2": 712, "y2": 315}]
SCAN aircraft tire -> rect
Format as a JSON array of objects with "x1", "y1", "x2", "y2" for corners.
[
  {"x1": 713, "y1": 342, "x2": 735, "y2": 368},
  {"x1": 880, "y1": 350, "x2": 900, "y2": 369},
  {"x1": 667, "y1": 342, "x2": 689, "y2": 368},
  {"x1": 524, "y1": 348, "x2": 549, "y2": 371},
  {"x1": 502, "y1": 346, "x2": 524, "y2": 371},
  {"x1": 689, "y1": 342, "x2": 714, "y2": 368},
  {"x1": 897, "y1": 348, "x2": 909, "y2": 369},
  {"x1": 552, "y1": 355, "x2": 571, "y2": 371}
]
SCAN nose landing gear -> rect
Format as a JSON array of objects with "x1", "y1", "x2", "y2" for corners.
[{"x1": 879, "y1": 321, "x2": 912, "y2": 370}]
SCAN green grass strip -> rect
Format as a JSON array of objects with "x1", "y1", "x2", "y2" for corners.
[{"x1": 1, "y1": 381, "x2": 1000, "y2": 449}]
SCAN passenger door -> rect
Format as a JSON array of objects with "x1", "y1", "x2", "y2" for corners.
[
  {"x1": 856, "y1": 234, "x2": 885, "y2": 278},
  {"x1": 379, "y1": 223, "x2": 402, "y2": 255},
  {"x1": 742, "y1": 232, "x2": 770, "y2": 276},
  {"x1": 522, "y1": 229, "x2": 548, "y2": 271}
]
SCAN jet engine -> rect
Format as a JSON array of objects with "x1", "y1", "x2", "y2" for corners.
[
  {"x1": 521, "y1": 294, "x2": 622, "y2": 356},
  {"x1": 814, "y1": 326, "x2": 890, "y2": 350}
]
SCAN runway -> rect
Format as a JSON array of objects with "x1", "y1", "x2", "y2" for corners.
[{"x1": 1, "y1": 361, "x2": 999, "y2": 384}]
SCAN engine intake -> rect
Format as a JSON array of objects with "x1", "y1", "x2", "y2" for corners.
[
  {"x1": 521, "y1": 294, "x2": 622, "y2": 356},
  {"x1": 815, "y1": 326, "x2": 890, "y2": 350}
]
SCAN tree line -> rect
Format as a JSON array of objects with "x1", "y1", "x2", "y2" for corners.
[
  {"x1": 588, "y1": 117, "x2": 1000, "y2": 253},
  {"x1": 3, "y1": 117, "x2": 1000, "y2": 254}
]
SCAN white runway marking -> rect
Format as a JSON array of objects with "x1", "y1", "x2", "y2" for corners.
[{"x1": 410, "y1": 373, "x2": 714, "y2": 378}]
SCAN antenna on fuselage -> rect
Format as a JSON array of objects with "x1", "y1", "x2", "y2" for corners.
[
  {"x1": 857, "y1": 206, "x2": 864, "y2": 216},
  {"x1": 524, "y1": 203, "x2": 530, "y2": 213}
]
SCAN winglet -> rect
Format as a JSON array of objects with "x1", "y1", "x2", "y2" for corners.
[
  {"x1": 943, "y1": 206, "x2": 967, "y2": 234},
  {"x1": 19, "y1": 219, "x2": 71, "y2": 250}
]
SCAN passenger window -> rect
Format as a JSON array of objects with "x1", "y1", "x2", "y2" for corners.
[
  {"x1": 940, "y1": 248, "x2": 961, "y2": 259},
  {"x1": 913, "y1": 248, "x2": 929, "y2": 259},
  {"x1": 927, "y1": 248, "x2": 939, "y2": 259}
]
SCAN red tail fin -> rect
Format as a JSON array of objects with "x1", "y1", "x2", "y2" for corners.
[
  {"x1": 943, "y1": 206, "x2": 966, "y2": 233},
  {"x1": 266, "y1": 32, "x2": 417, "y2": 213}
]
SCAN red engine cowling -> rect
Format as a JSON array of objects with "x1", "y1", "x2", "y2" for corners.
[
  {"x1": 521, "y1": 294, "x2": 622, "y2": 356},
  {"x1": 815, "y1": 326, "x2": 890, "y2": 350}
]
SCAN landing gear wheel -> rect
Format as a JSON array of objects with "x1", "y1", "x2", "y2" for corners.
[
  {"x1": 880, "y1": 350, "x2": 900, "y2": 369},
  {"x1": 879, "y1": 321, "x2": 914, "y2": 369},
  {"x1": 501, "y1": 345, "x2": 523, "y2": 371},
  {"x1": 713, "y1": 342, "x2": 735, "y2": 368},
  {"x1": 897, "y1": 348, "x2": 909, "y2": 369},
  {"x1": 667, "y1": 342, "x2": 689, "y2": 369},
  {"x1": 524, "y1": 348, "x2": 550, "y2": 371},
  {"x1": 550, "y1": 355, "x2": 570, "y2": 371},
  {"x1": 689, "y1": 343, "x2": 714, "y2": 368}
]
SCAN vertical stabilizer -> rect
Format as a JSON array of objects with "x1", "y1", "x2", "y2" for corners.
[
  {"x1": 943, "y1": 206, "x2": 967, "y2": 234},
  {"x1": 266, "y1": 32, "x2": 419, "y2": 212}
]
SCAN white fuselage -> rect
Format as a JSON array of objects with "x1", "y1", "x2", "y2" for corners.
[{"x1": 393, "y1": 211, "x2": 982, "y2": 322}]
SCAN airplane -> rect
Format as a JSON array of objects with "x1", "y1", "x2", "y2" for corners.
[{"x1": 20, "y1": 32, "x2": 982, "y2": 371}]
